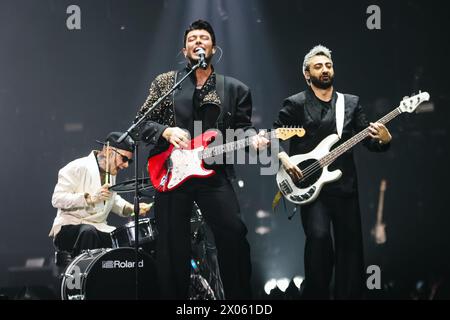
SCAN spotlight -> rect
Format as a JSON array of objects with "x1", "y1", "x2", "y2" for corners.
[
  {"x1": 276, "y1": 278, "x2": 290, "y2": 292},
  {"x1": 255, "y1": 209, "x2": 271, "y2": 235},
  {"x1": 293, "y1": 276, "x2": 304, "y2": 289},
  {"x1": 256, "y1": 210, "x2": 270, "y2": 219},
  {"x1": 264, "y1": 279, "x2": 277, "y2": 295},
  {"x1": 237, "y1": 180, "x2": 244, "y2": 188},
  {"x1": 255, "y1": 226, "x2": 271, "y2": 235},
  {"x1": 415, "y1": 280, "x2": 425, "y2": 291}
]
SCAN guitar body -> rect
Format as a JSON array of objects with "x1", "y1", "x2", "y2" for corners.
[
  {"x1": 148, "y1": 131, "x2": 217, "y2": 192},
  {"x1": 276, "y1": 134, "x2": 342, "y2": 205},
  {"x1": 371, "y1": 179, "x2": 387, "y2": 244}
]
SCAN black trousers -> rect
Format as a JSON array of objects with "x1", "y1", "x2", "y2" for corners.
[
  {"x1": 300, "y1": 194, "x2": 365, "y2": 299},
  {"x1": 54, "y1": 224, "x2": 112, "y2": 257},
  {"x1": 154, "y1": 173, "x2": 252, "y2": 299}
]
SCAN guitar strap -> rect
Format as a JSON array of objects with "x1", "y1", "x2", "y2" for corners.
[
  {"x1": 336, "y1": 92, "x2": 345, "y2": 139},
  {"x1": 216, "y1": 74, "x2": 225, "y2": 104},
  {"x1": 215, "y1": 74, "x2": 228, "y2": 129}
]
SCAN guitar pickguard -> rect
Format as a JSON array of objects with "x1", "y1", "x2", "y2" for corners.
[{"x1": 166, "y1": 146, "x2": 213, "y2": 189}]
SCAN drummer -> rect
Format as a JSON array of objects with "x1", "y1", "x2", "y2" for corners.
[{"x1": 49, "y1": 131, "x2": 152, "y2": 258}]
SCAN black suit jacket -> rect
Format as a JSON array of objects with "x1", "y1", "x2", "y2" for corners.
[
  {"x1": 136, "y1": 67, "x2": 255, "y2": 179},
  {"x1": 274, "y1": 88, "x2": 390, "y2": 196}
]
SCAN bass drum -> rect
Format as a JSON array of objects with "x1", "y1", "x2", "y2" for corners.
[{"x1": 61, "y1": 247, "x2": 159, "y2": 300}]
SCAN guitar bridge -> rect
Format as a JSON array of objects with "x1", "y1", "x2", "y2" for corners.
[{"x1": 289, "y1": 186, "x2": 316, "y2": 202}]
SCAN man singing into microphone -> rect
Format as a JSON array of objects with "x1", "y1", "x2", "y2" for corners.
[{"x1": 135, "y1": 19, "x2": 268, "y2": 299}]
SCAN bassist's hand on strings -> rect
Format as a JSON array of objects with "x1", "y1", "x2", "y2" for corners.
[
  {"x1": 278, "y1": 152, "x2": 303, "y2": 182},
  {"x1": 368, "y1": 122, "x2": 392, "y2": 144},
  {"x1": 162, "y1": 127, "x2": 190, "y2": 149}
]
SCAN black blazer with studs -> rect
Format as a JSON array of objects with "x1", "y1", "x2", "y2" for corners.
[{"x1": 136, "y1": 67, "x2": 256, "y2": 180}]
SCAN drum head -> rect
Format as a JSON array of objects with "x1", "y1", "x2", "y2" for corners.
[
  {"x1": 84, "y1": 248, "x2": 159, "y2": 299},
  {"x1": 110, "y1": 218, "x2": 157, "y2": 252}
]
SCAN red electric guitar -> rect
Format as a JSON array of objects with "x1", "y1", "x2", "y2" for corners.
[{"x1": 148, "y1": 127, "x2": 305, "y2": 192}]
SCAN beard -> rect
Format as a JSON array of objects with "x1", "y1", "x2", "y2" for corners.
[{"x1": 310, "y1": 73, "x2": 334, "y2": 89}]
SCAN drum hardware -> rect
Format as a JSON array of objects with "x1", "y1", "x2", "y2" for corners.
[
  {"x1": 109, "y1": 175, "x2": 156, "y2": 299},
  {"x1": 63, "y1": 272, "x2": 85, "y2": 279},
  {"x1": 189, "y1": 259, "x2": 216, "y2": 300},
  {"x1": 189, "y1": 205, "x2": 225, "y2": 300},
  {"x1": 109, "y1": 177, "x2": 154, "y2": 194}
]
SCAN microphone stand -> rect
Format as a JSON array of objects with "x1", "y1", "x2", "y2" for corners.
[{"x1": 117, "y1": 61, "x2": 201, "y2": 300}]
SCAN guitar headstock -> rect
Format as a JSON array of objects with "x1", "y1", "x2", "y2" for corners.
[
  {"x1": 274, "y1": 127, "x2": 306, "y2": 140},
  {"x1": 399, "y1": 91, "x2": 430, "y2": 113}
]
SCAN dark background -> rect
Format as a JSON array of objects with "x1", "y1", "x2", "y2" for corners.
[{"x1": 0, "y1": 0, "x2": 449, "y2": 299}]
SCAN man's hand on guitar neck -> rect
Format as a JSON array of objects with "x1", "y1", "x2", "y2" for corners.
[
  {"x1": 162, "y1": 127, "x2": 190, "y2": 149},
  {"x1": 278, "y1": 152, "x2": 303, "y2": 182},
  {"x1": 369, "y1": 122, "x2": 392, "y2": 144}
]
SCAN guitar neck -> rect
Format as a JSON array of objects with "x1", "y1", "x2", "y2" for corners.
[
  {"x1": 376, "y1": 190, "x2": 385, "y2": 224},
  {"x1": 200, "y1": 130, "x2": 276, "y2": 160},
  {"x1": 320, "y1": 107, "x2": 402, "y2": 167}
]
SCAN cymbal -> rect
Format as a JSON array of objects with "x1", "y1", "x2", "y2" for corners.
[{"x1": 110, "y1": 177, "x2": 154, "y2": 194}]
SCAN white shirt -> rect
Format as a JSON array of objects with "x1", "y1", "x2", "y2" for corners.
[{"x1": 49, "y1": 151, "x2": 129, "y2": 237}]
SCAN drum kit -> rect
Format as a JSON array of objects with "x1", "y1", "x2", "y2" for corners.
[{"x1": 59, "y1": 178, "x2": 223, "y2": 300}]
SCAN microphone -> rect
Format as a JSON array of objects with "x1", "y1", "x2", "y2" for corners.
[{"x1": 195, "y1": 47, "x2": 207, "y2": 69}]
